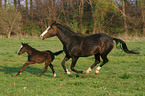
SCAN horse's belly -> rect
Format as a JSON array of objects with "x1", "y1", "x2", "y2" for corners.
[
  {"x1": 80, "y1": 46, "x2": 101, "y2": 56},
  {"x1": 80, "y1": 51, "x2": 96, "y2": 57}
]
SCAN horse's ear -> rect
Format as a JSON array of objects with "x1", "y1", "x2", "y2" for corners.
[
  {"x1": 52, "y1": 21, "x2": 56, "y2": 25},
  {"x1": 21, "y1": 42, "x2": 23, "y2": 45}
]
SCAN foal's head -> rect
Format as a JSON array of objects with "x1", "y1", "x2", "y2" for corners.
[
  {"x1": 17, "y1": 42, "x2": 29, "y2": 55},
  {"x1": 40, "y1": 21, "x2": 58, "y2": 40}
]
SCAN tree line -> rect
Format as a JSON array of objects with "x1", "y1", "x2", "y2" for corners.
[{"x1": 0, "y1": 0, "x2": 144, "y2": 38}]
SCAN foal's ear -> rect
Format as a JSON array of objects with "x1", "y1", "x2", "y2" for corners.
[
  {"x1": 52, "y1": 21, "x2": 56, "y2": 25},
  {"x1": 21, "y1": 42, "x2": 24, "y2": 45}
]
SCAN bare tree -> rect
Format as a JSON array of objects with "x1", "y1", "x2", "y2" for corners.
[
  {"x1": 0, "y1": 0, "x2": 2, "y2": 8},
  {"x1": 4, "y1": 0, "x2": 7, "y2": 9},
  {"x1": 141, "y1": 0, "x2": 145, "y2": 35},
  {"x1": 0, "y1": 8, "x2": 22, "y2": 38},
  {"x1": 18, "y1": 0, "x2": 21, "y2": 8},
  {"x1": 30, "y1": 0, "x2": 33, "y2": 21},
  {"x1": 122, "y1": 0, "x2": 128, "y2": 37},
  {"x1": 14, "y1": 0, "x2": 17, "y2": 8}
]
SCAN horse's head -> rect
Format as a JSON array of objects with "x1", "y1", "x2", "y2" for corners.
[
  {"x1": 40, "y1": 21, "x2": 57, "y2": 40},
  {"x1": 17, "y1": 42, "x2": 28, "y2": 55}
]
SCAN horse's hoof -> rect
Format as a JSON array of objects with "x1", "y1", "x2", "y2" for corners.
[
  {"x1": 85, "y1": 67, "x2": 91, "y2": 75},
  {"x1": 80, "y1": 71, "x2": 84, "y2": 74},
  {"x1": 95, "y1": 72, "x2": 99, "y2": 75},
  {"x1": 85, "y1": 72, "x2": 89, "y2": 75},
  {"x1": 95, "y1": 73, "x2": 99, "y2": 75},
  {"x1": 67, "y1": 72, "x2": 72, "y2": 76},
  {"x1": 95, "y1": 70, "x2": 99, "y2": 75},
  {"x1": 69, "y1": 72, "x2": 72, "y2": 76},
  {"x1": 14, "y1": 73, "x2": 19, "y2": 77},
  {"x1": 54, "y1": 73, "x2": 56, "y2": 77}
]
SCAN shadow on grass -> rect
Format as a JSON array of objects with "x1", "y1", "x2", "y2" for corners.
[{"x1": 0, "y1": 65, "x2": 54, "y2": 77}]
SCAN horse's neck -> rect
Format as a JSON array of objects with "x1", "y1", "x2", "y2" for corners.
[
  {"x1": 56, "y1": 27, "x2": 78, "y2": 45},
  {"x1": 26, "y1": 46, "x2": 35, "y2": 56}
]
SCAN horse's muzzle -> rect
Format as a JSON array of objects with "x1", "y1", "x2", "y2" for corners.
[{"x1": 40, "y1": 35, "x2": 44, "y2": 40}]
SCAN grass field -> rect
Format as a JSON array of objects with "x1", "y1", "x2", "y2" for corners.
[{"x1": 0, "y1": 37, "x2": 145, "y2": 96}]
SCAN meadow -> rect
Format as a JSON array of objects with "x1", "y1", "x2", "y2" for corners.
[{"x1": 0, "y1": 37, "x2": 145, "y2": 96}]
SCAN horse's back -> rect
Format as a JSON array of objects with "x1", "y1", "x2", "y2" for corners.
[
  {"x1": 80, "y1": 33, "x2": 114, "y2": 56},
  {"x1": 83, "y1": 33, "x2": 113, "y2": 45},
  {"x1": 92, "y1": 33, "x2": 114, "y2": 55}
]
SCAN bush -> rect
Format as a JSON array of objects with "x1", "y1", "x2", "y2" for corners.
[{"x1": 0, "y1": 5, "x2": 22, "y2": 38}]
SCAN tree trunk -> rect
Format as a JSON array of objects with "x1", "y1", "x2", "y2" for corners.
[
  {"x1": 17, "y1": 0, "x2": 21, "y2": 10},
  {"x1": 141, "y1": 0, "x2": 145, "y2": 35},
  {"x1": 26, "y1": 0, "x2": 28, "y2": 20},
  {"x1": 8, "y1": 26, "x2": 13, "y2": 38},
  {"x1": 30, "y1": 0, "x2": 33, "y2": 21},
  {"x1": 79, "y1": 0, "x2": 84, "y2": 33},
  {"x1": 14, "y1": 0, "x2": 17, "y2": 8},
  {"x1": 122, "y1": 0, "x2": 128, "y2": 37},
  {"x1": 0, "y1": 0, "x2": 2, "y2": 8},
  {"x1": 4, "y1": 0, "x2": 7, "y2": 9}
]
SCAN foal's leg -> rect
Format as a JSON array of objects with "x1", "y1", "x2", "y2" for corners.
[
  {"x1": 95, "y1": 55, "x2": 109, "y2": 75},
  {"x1": 39, "y1": 63, "x2": 49, "y2": 77},
  {"x1": 61, "y1": 55, "x2": 71, "y2": 75},
  {"x1": 86, "y1": 53, "x2": 100, "y2": 75},
  {"x1": 70, "y1": 57, "x2": 84, "y2": 74},
  {"x1": 14, "y1": 61, "x2": 34, "y2": 77},
  {"x1": 49, "y1": 63, "x2": 56, "y2": 77}
]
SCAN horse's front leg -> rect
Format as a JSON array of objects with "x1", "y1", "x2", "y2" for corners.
[
  {"x1": 70, "y1": 57, "x2": 84, "y2": 74},
  {"x1": 61, "y1": 55, "x2": 71, "y2": 75},
  {"x1": 14, "y1": 61, "x2": 34, "y2": 77}
]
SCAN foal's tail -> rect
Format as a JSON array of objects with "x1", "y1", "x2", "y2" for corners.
[
  {"x1": 113, "y1": 38, "x2": 140, "y2": 54},
  {"x1": 53, "y1": 50, "x2": 63, "y2": 56}
]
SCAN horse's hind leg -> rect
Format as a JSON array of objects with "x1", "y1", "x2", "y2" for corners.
[
  {"x1": 49, "y1": 63, "x2": 56, "y2": 77},
  {"x1": 95, "y1": 55, "x2": 109, "y2": 75},
  {"x1": 70, "y1": 57, "x2": 84, "y2": 74},
  {"x1": 61, "y1": 55, "x2": 71, "y2": 75},
  {"x1": 86, "y1": 53, "x2": 100, "y2": 75},
  {"x1": 39, "y1": 63, "x2": 49, "y2": 77}
]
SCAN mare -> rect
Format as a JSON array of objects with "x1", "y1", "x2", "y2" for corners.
[
  {"x1": 40, "y1": 21, "x2": 140, "y2": 75},
  {"x1": 14, "y1": 42, "x2": 63, "y2": 77}
]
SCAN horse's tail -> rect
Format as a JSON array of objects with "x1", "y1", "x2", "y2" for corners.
[
  {"x1": 113, "y1": 38, "x2": 140, "y2": 54},
  {"x1": 53, "y1": 50, "x2": 63, "y2": 56}
]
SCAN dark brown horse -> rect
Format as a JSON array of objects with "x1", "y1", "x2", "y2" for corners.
[
  {"x1": 40, "y1": 21, "x2": 140, "y2": 75},
  {"x1": 14, "y1": 42, "x2": 63, "y2": 77}
]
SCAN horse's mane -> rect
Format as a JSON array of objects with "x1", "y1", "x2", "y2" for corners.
[{"x1": 55, "y1": 23, "x2": 83, "y2": 35}]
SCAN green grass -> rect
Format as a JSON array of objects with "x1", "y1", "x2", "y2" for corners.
[{"x1": 0, "y1": 37, "x2": 145, "y2": 96}]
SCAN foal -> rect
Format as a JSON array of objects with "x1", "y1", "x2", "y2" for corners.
[{"x1": 14, "y1": 42, "x2": 63, "y2": 77}]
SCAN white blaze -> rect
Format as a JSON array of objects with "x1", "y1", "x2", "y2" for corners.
[
  {"x1": 17, "y1": 45, "x2": 23, "y2": 54},
  {"x1": 40, "y1": 26, "x2": 51, "y2": 37}
]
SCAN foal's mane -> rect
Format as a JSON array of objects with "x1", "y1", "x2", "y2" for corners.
[{"x1": 23, "y1": 43, "x2": 37, "y2": 51}]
